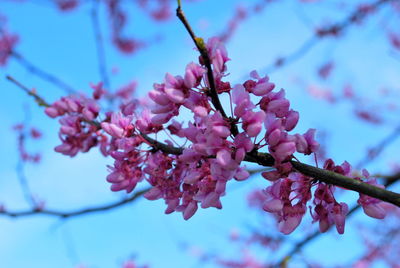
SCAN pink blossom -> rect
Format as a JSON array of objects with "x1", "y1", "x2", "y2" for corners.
[
  {"x1": 260, "y1": 89, "x2": 289, "y2": 117},
  {"x1": 242, "y1": 111, "x2": 266, "y2": 137},
  {"x1": 0, "y1": 30, "x2": 18, "y2": 66},
  {"x1": 284, "y1": 110, "x2": 299, "y2": 131},
  {"x1": 113, "y1": 37, "x2": 145, "y2": 54},
  {"x1": 90, "y1": 82, "x2": 106, "y2": 100},
  {"x1": 245, "y1": 70, "x2": 275, "y2": 96},
  {"x1": 101, "y1": 112, "x2": 133, "y2": 138},
  {"x1": 358, "y1": 179, "x2": 387, "y2": 219},
  {"x1": 206, "y1": 37, "x2": 230, "y2": 74},
  {"x1": 389, "y1": 32, "x2": 400, "y2": 50},
  {"x1": 332, "y1": 202, "x2": 348, "y2": 234},
  {"x1": 114, "y1": 81, "x2": 137, "y2": 101},
  {"x1": 295, "y1": 128, "x2": 320, "y2": 155},
  {"x1": 278, "y1": 203, "x2": 306, "y2": 234},
  {"x1": 317, "y1": 61, "x2": 334, "y2": 79},
  {"x1": 183, "y1": 201, "x2": 198, "y2": 220},
  {"x1": 184, "y1": 62, "x2": 206, "y2": 88},
  {"x1": 232, "y1": 84, "x2": 254, "y2": 118}
]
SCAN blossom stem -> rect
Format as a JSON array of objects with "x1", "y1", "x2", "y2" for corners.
[
  {"x1": 6, "y1": 75, "x2": 50, "y2": 107},
  {"x1": 176, "y1": 2, "x2": 239, "y2": 135}
]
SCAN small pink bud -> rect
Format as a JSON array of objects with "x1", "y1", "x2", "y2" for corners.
[
  {"x1": 164, "y1": 87, "x2": 185, "y2": 103},
  {"x1": 45, "y1": 107, "x2": 60, "y2": 118},
  {"x1": 183, "y1": 202, "x2": 198, "y2": 220},
  {"x1": 144, "y1": 187, "x2": 162, "y2": 200}
]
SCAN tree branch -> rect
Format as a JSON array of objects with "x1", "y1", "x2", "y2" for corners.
[
  {"x1": 140, "y1": 134, "x2": 400, "y2": 207},
  {"x1": 141, "y1": 133, "x2": 184, "y2": 155},
  {"x1": 91, "y1": 0, "x2": 110, "y2": 90},
  {"x1": 265, "y1": 0, "x2": 394, "y2": 73},
  {"x1": 0, "y1": 188, "x2": 148, "y2": 219},
  {"x1": 176, "y1": 1, "x2": 238, "y2": 136},
  {"x1": 6, "y1": 75, "x2": 50, "y2": 107},
  {"x1": 246, "y1": 151, "x2": 400, "y2": 206},
  {"x1": 8, "y1": 66, "x2": 400, "y2": 213},
  {"x1": 290, "y1": 161, "x2": 400, "y2": 205}
]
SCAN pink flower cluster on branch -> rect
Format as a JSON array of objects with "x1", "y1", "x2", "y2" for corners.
[
  {"x1": 262, "y1": 159, "x2": 388, "y2": 234},
  {"x1": 40, "y1": 34, "x2": 392, "y2": 235}
]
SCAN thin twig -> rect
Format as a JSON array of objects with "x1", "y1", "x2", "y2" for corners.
[
  {"x1": 0, "y1": 188, "x2": 148, "y2": 218},
  {"x1": 356, "y1": 124, "x2": 400, "y2": 169},
  {"x1": 15, "y1": 105, "x2": 37, "y2": 206},
  {"x1": 11, "y1": 51, "x2": 76, "y2": 94},
  {"x1": 176, "y1": 1, "x2": 238, "y2": 135},
  {"x1": 0, "y1": 27, "x2": 74, "y2": 94},
  {"x1": 265, "y1": 37, "x2": 318, "y2": 74},
  {"x1": 264, "y1": 0, "x2": 394, "y2": 73},
  {"x1": 141, "y1": 133, "x2": 400, "y2": 208},
  {"x1": 6, "y1": 75, "x2": 50, "y2": 107},
  {"x1": 91, "y1": 0, "x2": 111, "y2": 90}
]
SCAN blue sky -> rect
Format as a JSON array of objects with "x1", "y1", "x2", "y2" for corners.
[{"x1": 1, "y1": 0, "x2": 400, "y2": 267}]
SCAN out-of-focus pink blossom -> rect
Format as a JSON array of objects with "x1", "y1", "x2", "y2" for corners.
[
  {"x1": 55, "y1": 0, "x2": 78, "y2": 11},
  {"x1": 317, "y1": 61, "x2": 334, "y2": 80},
  {"x1": 0, "y1": 30, "x2": 18, "y2": 66}
]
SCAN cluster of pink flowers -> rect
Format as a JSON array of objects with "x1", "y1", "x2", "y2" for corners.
[
  {"x1": 44, "y1": 36, "x2": 387, "y2": 234},
  {"x1": 99, "y1": 37, "x2": 321, "y2": 222},
  {"x1": 101, "y1": 112, "x2": 145, "y2": 193},
  {"x1": 148, "y1": 62, "x2": 207, "y2": 124},
  {"x1": 0, "y1": 30, "x2": 18, "y2": 66},
  {"x1": 262, "y1": 158, "x2": 387, "y2": 234},
  {"x1": 44, "y1": 91, "x2": 106, "y2": 157}
]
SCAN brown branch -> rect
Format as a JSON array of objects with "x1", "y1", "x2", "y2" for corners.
[
  {"x1": 290, "y1": 161, "x2": 400, "y2": 206},
  {"x1": 173, "y1": 2, "x2": 400, "y2": 205},
  {"x1": 6, "y1": 75, "x2": 50, "y2": 107},
  {"x1": 141, "y1": 133, "x2": 184, "y2": 155},
  {"x1": 176, "y1": 1, "x2": 238, "y2": 136},
  {"x1": 0, "y1": 188, "x2": 148, "y2": 219},
  {"x1": 8, "y1": 75, "x2": 400, "y2": 212},
  {"x1": 247, "y1": 167, "x2": 271, "y2": 175},
  {"x1": 139, "y1": 135, "x2": 400, "y2": 208}
]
